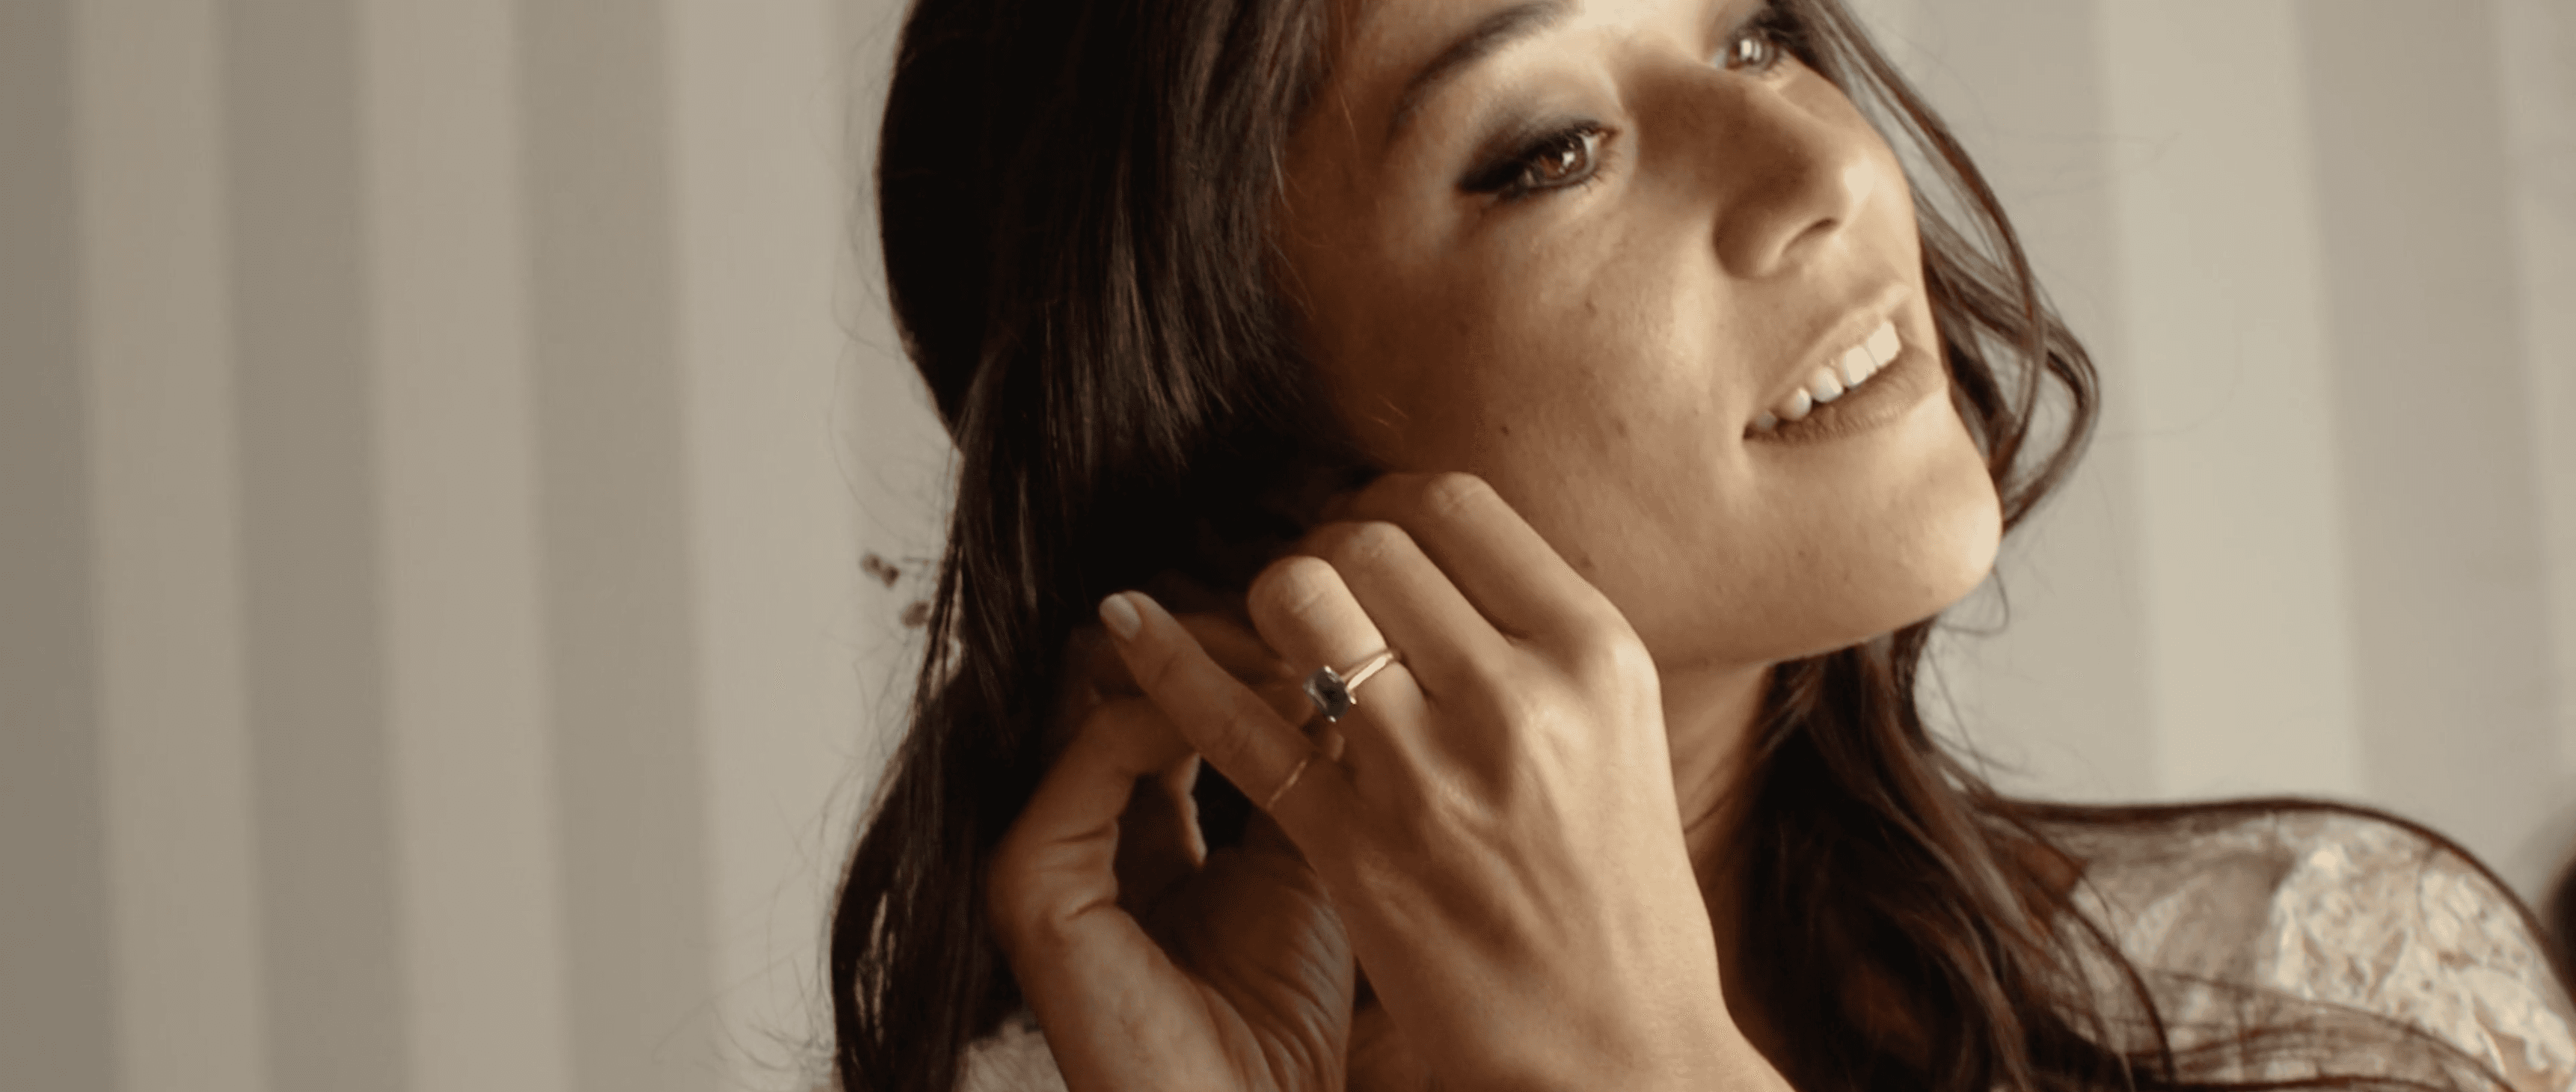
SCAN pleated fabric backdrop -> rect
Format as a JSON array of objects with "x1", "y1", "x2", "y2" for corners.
[{"x1": 2, "y1": 1, "x2": 2570, "y2": 1090}]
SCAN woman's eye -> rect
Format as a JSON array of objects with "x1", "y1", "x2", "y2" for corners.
[
  {"x1": 1461, "y1": 126, "x2": 1607, "y2": 200},
  {"x1": 1717, "y1": 8, "x2": 1791, "y2": 74}
]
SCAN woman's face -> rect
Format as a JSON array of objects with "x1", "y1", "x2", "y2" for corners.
[{"x1": 1275, "y1": 0, "x2": 2001, "y2": 672}]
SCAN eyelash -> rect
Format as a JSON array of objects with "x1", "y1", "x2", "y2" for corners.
[
  {"x1": 1720, "y1": 3, "x2": 1795, "y2": 77},
  {"x1": 1460, "y1": 124, "x2": 1615, "y2": 201},
  {"x1": 1457, "y1": 2, "x2": 1797, "y2": 203}
]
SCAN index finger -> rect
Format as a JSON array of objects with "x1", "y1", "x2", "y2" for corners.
[
  {"x1": 1325, "y1": 471, "x2": 1614, "y2": 648},
  {"x1": 1097, "y1": 589, "x2": 1351, "y2": 852},
  {"x1": 1064, "y1": 613, "x2": 1293, "y2": 701}
]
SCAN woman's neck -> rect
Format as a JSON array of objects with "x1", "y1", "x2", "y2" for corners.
[
  {"x1": 1664, "y1": 661, "x2": 1771, "y2": 886},
  {"x1": 1659, "y1": 659, "x2": 1769, "y2": 884},
  {"x1": 1661, "y1": 664, "x2": 2093, "y2": 1072},
  {"x1": 1656, "y1": 659, "x2": 1782, "y2": 1055}
]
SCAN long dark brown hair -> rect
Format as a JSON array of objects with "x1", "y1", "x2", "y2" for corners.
[{"x1": 830, "y1": 1, "x2": 2562, "y2": 1090}]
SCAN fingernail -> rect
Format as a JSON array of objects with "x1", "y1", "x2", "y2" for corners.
[{"x1": 1098, "y1": 592, "x2": 1142, "y2": 640}]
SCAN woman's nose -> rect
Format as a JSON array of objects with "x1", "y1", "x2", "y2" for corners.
[{"x1": 1701, "y1": 71, "x2": 1880, "y2": 281}]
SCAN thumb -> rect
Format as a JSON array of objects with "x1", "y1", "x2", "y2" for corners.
[{"x1": 987, "y1": 697, "x2": 1192, "y2": 959}]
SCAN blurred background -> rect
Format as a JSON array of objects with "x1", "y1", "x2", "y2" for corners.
[{"x1": 3, "y1": 0, "x2": 2569, "y2": 1089}]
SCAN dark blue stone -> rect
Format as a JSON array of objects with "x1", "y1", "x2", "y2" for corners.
[{"x1": 1304, "y1": 666, "x2": 1352, "y2": 721}]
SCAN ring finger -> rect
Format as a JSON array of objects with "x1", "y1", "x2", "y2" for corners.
[
  {"x1": 1247, "y1": 554, "x2": 1432, "y2": 792},
  {"x1": 1100, "y1": 590, "x2": 1359, "y2": 850}
]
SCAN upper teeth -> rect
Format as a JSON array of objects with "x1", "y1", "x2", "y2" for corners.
[{"x1": 1752, "y1": 320, "x2": 1902, "y2": 432}]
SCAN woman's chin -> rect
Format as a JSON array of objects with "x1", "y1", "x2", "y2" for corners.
[
  {"x1": 1907, "y1": 468, "x2": 2008, "y2": 620},
  {"x1": 1749, "y1": 387, "x2": 2007, "y2": 663},
  {"x1": 1657, "y1": 471, "x2": 2005, "y2": 672},
  {"x1": 1841, "y1": 467, "x2": 2005, "y2": 651},
  {"x1": 1843, "y1": 416, "x2": 2009, "y2": 639}
]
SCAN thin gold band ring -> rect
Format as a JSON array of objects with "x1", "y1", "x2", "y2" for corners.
[{"x1": 1266, "y1": 648, "x2": 1399, "y2": 811}]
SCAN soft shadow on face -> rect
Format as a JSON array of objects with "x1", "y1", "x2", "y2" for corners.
[{"x1": 1272, "y1": 0, "x2": 2002, "y2": 674}]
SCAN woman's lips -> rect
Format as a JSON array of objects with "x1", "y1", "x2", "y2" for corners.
[
  {"x1": 1749, "y1": 319, "x2": 1901, "y2": 432},
  {"x1": 1743, "y1": 323, "x2": 1941, "y2": 446}
]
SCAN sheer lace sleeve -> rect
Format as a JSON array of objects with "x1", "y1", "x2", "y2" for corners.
[
  {"x1": 951, "y1": 806, "x2": 2576, "y2": 1091},
  {"x1": 957, "y1": 1009, "x2": 1069, "y2": 1092},
  {"x1": 2058, "y1": 807, "x2": 2576, "y2": 1091}
]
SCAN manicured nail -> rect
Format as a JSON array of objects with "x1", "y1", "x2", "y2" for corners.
[{"x1": 1098, "y1": 592, "x2": 1142, "y2": 639}]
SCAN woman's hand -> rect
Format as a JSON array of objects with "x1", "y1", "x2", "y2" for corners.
[
  {"x1": 985, "y1": 598, "x2": 1359, "y2": 1092},
  {"x1": 1100, "y1": 472, "x2": 1774, "y2": 1092}
]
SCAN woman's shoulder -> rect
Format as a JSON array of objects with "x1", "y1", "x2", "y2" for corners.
[{"x1": 2034, "y1": 798, "x2": 2576, "y2": 1087}]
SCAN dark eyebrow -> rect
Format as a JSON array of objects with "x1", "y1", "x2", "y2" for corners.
[{"x1": 1381, "y1": 0, "x2": 1572, "y2": 153}]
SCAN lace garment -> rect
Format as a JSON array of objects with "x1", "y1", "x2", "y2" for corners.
[
  {"x1": 2042, "y1": 807, "x2": 2575, "y2": 1089},
  {"x1": 957, "y1": 806, "x2": 2576, "y2": 1091}
]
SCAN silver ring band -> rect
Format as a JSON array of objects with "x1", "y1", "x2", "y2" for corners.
[
  {"x1": 1271, "y1": 648, "x2": 1396, "y2": 811},
  {"x1": 1302, "y1": 648, "x2": 1399, "y2": 723}
]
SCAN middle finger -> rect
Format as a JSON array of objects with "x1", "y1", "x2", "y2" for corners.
[{"x1": 1284, "y1": 517, "x2": 1515, "y2": 700}]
